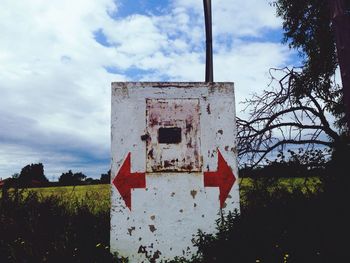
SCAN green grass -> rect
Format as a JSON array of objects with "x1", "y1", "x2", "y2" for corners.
[
  {"x1": 17, "y1": 177, "x2": 321, "y2": 211},
  {"x1": 0, "y1": 177, "x2": 331, "y2": 262},
  {"x1": 240, "y1": 177, "x2": 322, "y2": 192},
  {"x1": 28, "y1": 184, "x2": 110, "y2": 199},
  {"x1": 22, "y1": 184, "x2": 111, "y2": 213}
]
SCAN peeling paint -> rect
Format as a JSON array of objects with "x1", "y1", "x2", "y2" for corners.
[
  {"x1": 206, "y1": 103, "x2": 211, "y2": 114},
  {"x1": 190, "y1": 190, "x2": 197, "y2": 199},
  {"x1": 128, "y1": 227, "x2": 136, "y2": 236},
  {"x1": 149, "y1": 225, "x2": 157, "y2": 233},
  {"x1": 146, "y1": 99, "x2": 202, "y2": 172},
  {"x1": 111, "y1": 82, "x2": 240, "y2": 263}
]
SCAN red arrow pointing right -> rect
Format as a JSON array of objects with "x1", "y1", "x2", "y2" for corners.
[
  {"x1": 204, "y1": 150, "x2": 236, "y2": 208},
  {"x1": 112, "y1": 153, "x2": 146, "y2": 210}
]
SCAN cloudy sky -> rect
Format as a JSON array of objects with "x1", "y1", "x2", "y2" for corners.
[{"x1": 0, "y1": 0, "x2": 296, "y2": 180}]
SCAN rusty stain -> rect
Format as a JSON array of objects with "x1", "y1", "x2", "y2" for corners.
[
  {"x1": 186, "y1": 141, "x2": 193, "y2": 148},
  {"x1": 138, "y1": 245, "x2": 147, "y2": 254},
  {"x1": 185, "y1": 164, "x2": 193, "y2": 170},
  {"x1": 128, "y1": 227, "x2": 135, "y2": 236},
  {"x1": 186, "y1": 121, "x2": 193, "y2": 132},
  {"x1": 111, "y1": 82, "x2": 239, "y2": 261},
  {"x1": 149, "y1": 225, "x2": 157, "y2": 232},
  {"x1": 151, "y1": 250, "x2": 162, "y2": 263},
  {"x1": 137, "y1": 244, "x2": 162, "y2": 263},
  {"x1": 164, "y1": 160, "x2": 172, "y2": 168},
  {"x1": 150, "y1": 215, "x2": 156, "y2": 220},
  {"x1": 190, "y1": 190, "x2": 197, "y2": 199},
  {"x1": 146, "y1": 98, "x2": 202, "y2": 172},
  {"x1": 206, "y1": 103, "x2": 211, "y2": 114}
]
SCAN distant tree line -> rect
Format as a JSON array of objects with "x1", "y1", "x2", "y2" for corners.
[{"x1": 1, "y1": 163, "x2": 111, "y2": 188}]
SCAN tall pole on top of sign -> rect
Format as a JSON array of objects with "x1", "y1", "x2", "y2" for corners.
[{"x1": 203, "y1": 0, "x2": 213, "y2": 82}]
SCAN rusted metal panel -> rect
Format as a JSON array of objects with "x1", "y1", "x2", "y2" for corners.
[
  {"x1": 110, "y1": 82, "x2": 240, "y2": 263},
  {"x1": 146, "y1": 98, "x2": 201, "y2": 172}
]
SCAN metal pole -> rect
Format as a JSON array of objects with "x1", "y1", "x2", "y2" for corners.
[
  {"x1": 203, "y1": 0, "x2": 213, "y2": 82},
  {"x1": 329, "y1": 0, "x2": 350, "y2": 130}
]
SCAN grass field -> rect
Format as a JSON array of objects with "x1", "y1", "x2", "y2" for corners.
[
  {"x1": 28, "y1": 184, "x2": 110, "y2": 200},
  {"x1": 21, "y1": 184, "x2": 111, "y2": 213},
  {"x1": 15, "y1": 177, "x2": 321, "y2": 212},
  {"x1": 3, "y1": 176, "x2": 344, "y2": 262}
]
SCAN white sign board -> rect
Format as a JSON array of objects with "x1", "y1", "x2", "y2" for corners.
[{"x1": 111, "y1": 82, "x2": 240, "y2": 262}]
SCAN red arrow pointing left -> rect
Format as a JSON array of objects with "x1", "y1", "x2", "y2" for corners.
[{"x1": 112, "y1": 152, "x2": 146, "y2": 210}]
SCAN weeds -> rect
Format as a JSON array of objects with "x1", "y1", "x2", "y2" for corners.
[
  {"x1": 1, "y1": 177, "x2": 349, "y2": 262},
  {"x1": 0, "y1": 188, "x2": 117, "y2": 263}
]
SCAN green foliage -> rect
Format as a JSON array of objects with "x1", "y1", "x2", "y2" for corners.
[
  {"x1": 26, "y1": 184, "x2": 110, "y2": 214},
  {"x1": 273, "y1": 0, "x2": 337, "y2": 92},
  {"x1": 0, "y1": 188, "x2": 124, "y2": 263},
  {"x1": 18, "y1": 163, "x2": 49, "y2": 186},
  {"x1": 272, "y1": 0, "x2": 347, "y2": 129},
  {"x1": 241, "y1": 148, "x2": 330, "y2": 178},
  {"x1": 170, "y1": 178, "x2": 349, "y2": 263},
  {"x1": 58, "y1": 170, "x2": 87, "y2": 186},
  {"x1": 100, "y1": 170, "x2": 111, "y2": 184},
  {"x1": 1, "y1": 177, "x2": 348, "y2": 262}
]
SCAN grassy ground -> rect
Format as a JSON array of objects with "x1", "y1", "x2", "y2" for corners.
[
  {"x1": 13, "y1": 177, "x2": 321, "y2": 213},
  {"x1": 3, "y1": 176, "x2": 347, "y2": 262},
  {"x1": 21, "y1": 184, "x2": 111, "y2": 214},
  {"x1": 24, "y1": 177, "x2": 321, "y2": 199},
  {"x1": 3, "y1": 177, "x2": 321, "y2": 196},
  {"x1": 30, "y1": 184, "x2": 110, "y2": 198},
  {"x1": 4, "y1": 177, "x2": 321, "y2": 216}
]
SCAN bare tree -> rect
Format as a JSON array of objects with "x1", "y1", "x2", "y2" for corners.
[{"x1": 237, "y1": 67, "x2": 346, "y2": 168}]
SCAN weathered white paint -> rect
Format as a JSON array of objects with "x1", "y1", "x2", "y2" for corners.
[
  {"x1": 146, "y1": 98, "x2": 201, "y2": 172},
  {"x1": 111, "y1": 82, "x2": 240, "y2": 262}
]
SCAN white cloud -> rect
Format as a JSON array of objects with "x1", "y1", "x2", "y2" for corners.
[
  {"x1": 0, "y1": 0, "x2": 293, "y2": 178},
  {"x1": 173, "y1": 0, "x2": 281, "y2": 37}
]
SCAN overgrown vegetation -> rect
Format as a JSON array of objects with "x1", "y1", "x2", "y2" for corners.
[
  {"x1": 0, "y1": 188, "x2": 121, "y2": 263},
  {"x1": 1, "y1": 173, "x2": 348, "y2": 262},
  {"x1": 168, "y1": 176, "x2": 349, "y2": 263}
]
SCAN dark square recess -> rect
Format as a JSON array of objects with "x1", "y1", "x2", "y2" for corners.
[{"x1": 158, "y1": 127, "x2": 182, "y2": 144}]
